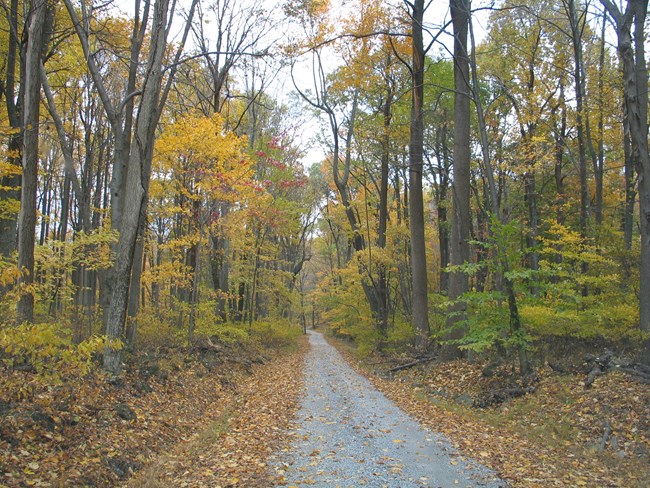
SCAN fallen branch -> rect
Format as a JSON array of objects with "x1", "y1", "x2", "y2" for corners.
[
  {"x1": 616, "y1": 367, "x2": 650, "y2": 381},
  {"x1": 597, "y1": 419, "x2": 612, "y2": 453},
  {"x1": 584, "y1": 350, "x2": 650, "y2": 386},
  {"x1": 585, "y1": 364, "x2": 603, "y2": 388},
  {"x1": 386, "y1": 356, "x2": 436, "y2": 373},
  {"x1": 194, "y1": 337, "x2": 254, "y2": 370}
]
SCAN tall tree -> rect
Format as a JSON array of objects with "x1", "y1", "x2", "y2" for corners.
[
  {"x1": 563, "y1": 0, "x2": 590, "y2": 248},
  {"x1": 16, "y1": 0, "x2": 49, "y2": 323},
  {"x1": 446, "y1": 0, "x2": 471, "y2": 356},
  {"x1": 0, "y1": 0, "x2": 24, "y2": 259},
  {"x1": 600, "y1": 0, "x2": 649, "y2": 357},
  {"x1": 405, "y1": 0, "x2": 430, "y2": 350},
  {"x1": 63, "y1": 0, "x2": 197, "y2": 371}
]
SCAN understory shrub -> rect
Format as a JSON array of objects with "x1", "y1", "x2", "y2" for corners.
[
  {"x1": 521, "y1": 302, "x2": 641, "y2": 342},
  {"x1": 250, "y1": 319, "x2": 302, "y2": 349},
  {"x1": 0, "y1": 322, "x2": 112, "y2": 399},
  {"x1": 135, "y1": 309, "x2": 185, "y2": 350}
]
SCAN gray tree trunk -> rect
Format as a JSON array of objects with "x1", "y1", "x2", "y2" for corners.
[
  {"x1": 103, "y1": 0, "x2": 171, "y2": 372},
  {"x1": 446, "y1": 0, "x2": 471, "y2": 358},
  {"x1": 0, "y1": 0, "x2": 23, "y2": 260},
  {"x1": 600, "y1": 0, "x2": 649, "y2": 360},
  {"x1": 376, "y1": 76, "x2": 393, "y2": 339},
  {"x1": 565, "y1": 0, "x2": 590, "y2": 241},
  {"x1": 16, "y1": 0, "x2": 47, "y2": 324}
]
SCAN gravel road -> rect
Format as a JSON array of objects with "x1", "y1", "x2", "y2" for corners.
[{"x1": 274, "y1": 330, "x2": 506, "y2": 488}]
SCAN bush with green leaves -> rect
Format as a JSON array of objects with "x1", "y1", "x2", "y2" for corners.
[{"x1": 442, "y1": 219, "x2": 642, "y2": 359}]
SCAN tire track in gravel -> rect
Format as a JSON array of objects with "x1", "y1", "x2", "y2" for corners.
[{"x1": 274, "y1": 331, "x2": 507, "y2": 488}]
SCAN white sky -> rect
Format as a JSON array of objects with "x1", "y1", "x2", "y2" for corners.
[{"x1": 107, "y1": 0, "x2": 492, "y2": 167}]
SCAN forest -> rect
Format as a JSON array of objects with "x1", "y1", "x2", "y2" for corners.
[{"x1": 0, "y1": 0, "x2": 649, "y2": 486}]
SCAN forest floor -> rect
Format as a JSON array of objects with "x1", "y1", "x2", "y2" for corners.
[
  {"x1": 332, "y1": 336, "x2": 650, "y2": 487},
  {"x1": 0, "y1": 337, "x2": 307, "y2": 487}
]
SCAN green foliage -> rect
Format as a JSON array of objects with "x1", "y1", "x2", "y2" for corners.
[
  {"x1": 428, "y1": 292, "x2": 451, "y2": 333},
  {"x1": 442, "y1": 218, "x2": 528, "y2": 354},
  {"x1": 446, "y1": 219, "x2": 640, "y2": 356},
  {"x1": 206, "y1": 323, "x2": 250, "y2": 345},
  {"x1": 0, "y1": 322, "x2": 115, "y2": 399},
  {"x1": 382, "y1": 317, "x2": 416, "y2": 354},
  {"x1": 192, "y1": 300, "x2": 250, "y2": 344},
  {"x1": 137, "y1": 301, "x2": 252, "y2": 349}
]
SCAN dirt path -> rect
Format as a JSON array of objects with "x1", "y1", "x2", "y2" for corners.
[{"x1": 273, "y1": 331, "x2": 506, "y2": 487}]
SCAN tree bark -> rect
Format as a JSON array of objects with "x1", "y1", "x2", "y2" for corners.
[
  {"x1": 623, "y1": 126, "x2": 635, "y2": 251},
  {"x1": 103, "y1": 0, "x2": 171, "y2": 372},
  {"x1": 446, "y1": 0, "x2": 471, "y2": 358},
  {"x1": 565, "y1": 0, "x2": 590, "y2": 238},
  {"x1": 16, "y1": 0, "x2": 47, "y2": 324},
  {"x1": 0, "y1": 0, "x2": 23, "y2": 259},
  {"x1": 600, "y1": 0, "x2": 649, "y2": 359},
  {"x1": 376, "y1": 73, "x2": 393, "y2": 339},
  {"x1": 407, "y1": 0, "x2": 430, "y2": 351}
]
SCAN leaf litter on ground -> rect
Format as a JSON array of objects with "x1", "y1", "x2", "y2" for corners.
[
  {"x1": 0, "y1": 337, "x2": 307, "y2": 487},
  {"x1": 330, "y1": 337, "x2": 650, "y2": 488}
]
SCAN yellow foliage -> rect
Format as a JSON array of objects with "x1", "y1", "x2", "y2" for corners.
[
  {"x1": 135, "y1": 309, "x2": 184, "y2": 350},
  {"x1": 0, "y1": 263, "x2": 20, "y2": 288},
  {"x1": 521, "y1": 303, "x2": 640, "y2": 341},
  {"x1": 155, "y1": 113, "x2": 246, "y2": 176},
  {"x1": 152, "y1": 113, "x2": 252, "y2": 227},
  {"x1": 250, "y1": 319, "x2": 303, "y2": 349},
  {"x1": 0, "y1": 322, "x2": 114, "y2": 400}
]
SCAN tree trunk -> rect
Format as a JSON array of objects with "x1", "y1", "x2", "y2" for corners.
[
  {"x1": 103, "y1": 0, "x2": 171, "y2": 372},
  {"x1": 600, "y1": 0, "x2": 649, "y2": 360},
  {"x1": 524, "y1": 170, "x2": 539, "y2": 283},
  {"x1": 566, "y1": 0, "x2": 590, "y2": 237},
  {"x1": 211, "y1": 202, "x2": 231, "y2": 321},
  {"x1": 188, "y1": 232, "x2": 201, "y2": 343},
  {"x1": 446, "y1": 0, "x2": 471, "y2": 358},
  {"x1": 16, "y1": 0, "x2": 47, "y2": 324},
  {"x1": 435, "y1": 127, "x2": 451, "y2": 294},
  {"x1": 0, "y1": 0, "x2": 23, "y2": 259},
  {"x1": 376, "y1": 71, "x2": 393, "y2": 339},
  {"x1": 553, "y1": 84, "x2": 567, "y2": 226},
  {"x1": 594, "y1": 16, "x2": 607, "y2": 226},
  {"x1": 407, "y1": 0, "x2": 430, "y2": 351},
  {"x1": 623, "y1": 127, "x2": 635, "y2": 251},
  {"x1": 126, "y1": 233, "x2": 145, "y2": 348}
]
